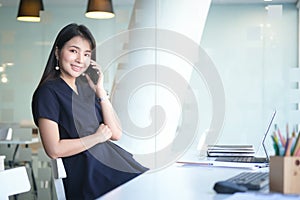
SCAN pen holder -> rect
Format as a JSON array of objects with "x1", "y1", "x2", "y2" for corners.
[{"x1": 269, "y1": 156, "x2": 300, "y2": 194}]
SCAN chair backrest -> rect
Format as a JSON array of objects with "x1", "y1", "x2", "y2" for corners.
[
  {"x1": 51, "y1": 158, "x2": 67, "y2": 200},
  {"x1": 0, "y1": 166, "x2": 31, "y2": 199},
  {"x1": 0, "y1": 127, "x2": 12, "y2": 140}
]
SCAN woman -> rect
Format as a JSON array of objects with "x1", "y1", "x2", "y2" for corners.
[{"x1": 32, "y1": 23, "x2": 148, "y2": 200}]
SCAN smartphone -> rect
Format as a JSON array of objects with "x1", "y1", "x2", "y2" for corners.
[{"x1": 85, "y1": 65, "x2": 99, "y2": 84}]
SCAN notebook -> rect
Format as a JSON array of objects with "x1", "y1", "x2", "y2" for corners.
[
  {"x1": 207, "y1": 144, "x2": 255, "y2": 157},
  {"x1": 211, "y1": 110, "x2": 277, "y2": 163}
]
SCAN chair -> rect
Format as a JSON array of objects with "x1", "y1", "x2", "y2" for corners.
[
  {"x1": 0, "y1": 127, "x2": 13, "y2": 167},
  {"x1": 10, "y1": 127, "x2": 38, "y2": 198},
  {"x1": 0, "y1": 127, "x2": 12, "y2": 140},
  {"x1": 0, "y1": 166, "x2": 31, "y2": 199},
  {"x1": 51, "y1": 158, "x2": 67, "y2": 200},
  {"x1": 0, "y1": 126, "x2": 38, "y2": 198}
]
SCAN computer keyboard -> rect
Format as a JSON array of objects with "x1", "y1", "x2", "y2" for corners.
[
  {"x1": 215, "y1": 156, "x2": 268, "y2": 163},
  {"x1": 226, "y1": 172, "x2": 269, "y2": 190}
]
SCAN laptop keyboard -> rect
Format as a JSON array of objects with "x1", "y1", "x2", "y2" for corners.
[
  {"x1": 215, "y1": 156, "x2": 268, "y2": 163},
  {"x1": 226, "y1": 172, "x2": 269, "y2": 190}
]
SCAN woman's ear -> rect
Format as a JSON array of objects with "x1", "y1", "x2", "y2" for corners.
[{"x1": 55, "y1": 47, "x2": 59, "y2": 60}]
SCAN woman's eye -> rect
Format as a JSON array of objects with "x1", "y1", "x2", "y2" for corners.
[{"x1": 70, "y1": 49, "x2": 77, "y2": 53}]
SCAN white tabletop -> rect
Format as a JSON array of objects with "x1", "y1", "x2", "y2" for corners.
[
  {"x1": 98, "y1": 162, "x2": 261, "y2": 200},
  {"x1": 0, "y1": 137, "x2": 39, "y2": 145}
]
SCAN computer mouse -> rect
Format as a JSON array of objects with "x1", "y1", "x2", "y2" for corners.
[{"x1": 213, "y1": 181, "x2": 248, "y2": 194}]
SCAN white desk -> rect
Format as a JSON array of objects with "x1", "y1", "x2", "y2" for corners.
[
  {"x1": 97, "y1": 148, "x2": 273, "y2": 200},
  {"x1": 0, "y1": 137, "x2": 39, "y2": 166},
  {"x1": 0, "y1": 137, "x2": 39, "y2": 145},
  {"x1": 98, "y1": 162, "x2": 262, "y2": 200}
]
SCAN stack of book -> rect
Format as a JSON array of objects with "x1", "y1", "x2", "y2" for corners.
[{"x1": 207, "y1": 144, "x2": 255, "y2": 157}]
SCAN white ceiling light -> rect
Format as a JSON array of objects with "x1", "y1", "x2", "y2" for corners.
[
  {"x1": 85, "y1": 0, "x2": 115, "y2": 19},
  {"x1": 1, "y1": 74, "x2": 8, "y2": 83}
]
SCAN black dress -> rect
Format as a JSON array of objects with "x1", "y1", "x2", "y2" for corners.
[{"x1": 32, "y1": 78, "x2": 148, "y2": 200}]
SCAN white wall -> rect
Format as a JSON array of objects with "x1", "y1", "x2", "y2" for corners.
[
  {"x1": 201, "y1": 4, "x2": 298, "y2": 155},
  {"x1": 110, "y1": 0, "x2": 213, "y2": 169},
  {"x1": 0, "y1": 4, "x2": 134, "y2": 123},
  {"x1": 0, "y1": 2, "x2": 298, "y2": 161}
]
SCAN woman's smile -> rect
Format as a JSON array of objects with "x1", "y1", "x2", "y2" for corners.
[{"x1": 71, "y1": 64, "x2": 84, "y2": 72}]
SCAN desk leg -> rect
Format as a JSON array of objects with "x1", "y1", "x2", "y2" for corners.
[
  {"x1": 28, "y1": 161, "x2": 37, "y2": 199},
  {"x1": 9, "y1": 144, "x2": 19, "y2": 168}
]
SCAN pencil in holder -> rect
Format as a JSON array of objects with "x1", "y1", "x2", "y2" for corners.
[{"x1": 269, "y1": 156, "x2": 300, "y2": 194}]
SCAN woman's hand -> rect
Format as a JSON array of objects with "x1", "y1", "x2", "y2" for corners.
[
  {"x1": 85, "y1": 60, "x2": 106, "y2": 98},
  {"x1": 95, "y1": 124, "x2": 113, "y2": 143}
]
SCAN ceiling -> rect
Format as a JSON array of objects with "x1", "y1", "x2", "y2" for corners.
[
  {"x1": 0, "y1": 0, "x2": 298, "y2": 7},
  {"x1": 0, "y1": 0, "x2": 135, "y2": 7}
]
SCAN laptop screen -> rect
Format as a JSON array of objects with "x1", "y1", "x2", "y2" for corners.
[{"x1": 259, "y1": 110, "x2": 277, "y2": 161}]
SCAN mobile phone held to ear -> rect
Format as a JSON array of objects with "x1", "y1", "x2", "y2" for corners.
[{"x1": 85, "y1": 65, "x2": 99, "y2": 84}]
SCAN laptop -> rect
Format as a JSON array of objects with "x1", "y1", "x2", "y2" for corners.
[{"x1": 212, "y1": 110, "x2": 276, "y2": 163}]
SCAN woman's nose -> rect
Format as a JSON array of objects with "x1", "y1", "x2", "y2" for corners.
[{"x1": 75, "y1": 53, "x2": 84, "y2": 63}]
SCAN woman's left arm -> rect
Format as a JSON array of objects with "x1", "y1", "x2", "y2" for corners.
[
  {"x1": 96, "y1": 88, "x2": 122, "y2": 140},
  {"x1": 85, "y1": 60, "x2": 122, "y2": 140}
]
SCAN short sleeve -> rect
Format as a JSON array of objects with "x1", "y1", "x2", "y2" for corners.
[{"x1": 32, "y1": 85, "x2": 60, "y2": 127}]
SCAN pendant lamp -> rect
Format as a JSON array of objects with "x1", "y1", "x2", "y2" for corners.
[
  {"x1": 85, "y1": 0, "x2": 115, "y2": 19},
  {"x1": 17, "y1": 0, "x2": 44, "y2": 22}
]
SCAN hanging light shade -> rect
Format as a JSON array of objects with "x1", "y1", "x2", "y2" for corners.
[
  {"x1": 17, "y1": 0, "x2": 44, "y2": 22},
  {"x1": 85, "y1": 0, "x2": 115, "y2": 19}
]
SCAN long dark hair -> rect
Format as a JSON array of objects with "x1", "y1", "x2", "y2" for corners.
[{"x1": 36, "y1": 23, "x2": 96, "y2": 88}]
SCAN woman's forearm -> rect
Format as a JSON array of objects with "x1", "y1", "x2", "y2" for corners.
[
  {"x1": 38, "y1": 118, "x2": 110, "y2": 159},
  {"x1": 99, "y1": 99, "x2": 122, "y2": 140},
  {"x1": 96, "y1": 88, "x2": 122, "y2": 140}
]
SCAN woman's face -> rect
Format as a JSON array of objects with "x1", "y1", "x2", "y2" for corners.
[{"x1": 57, "y1": 36, "x2": 92, "y2": 79}]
